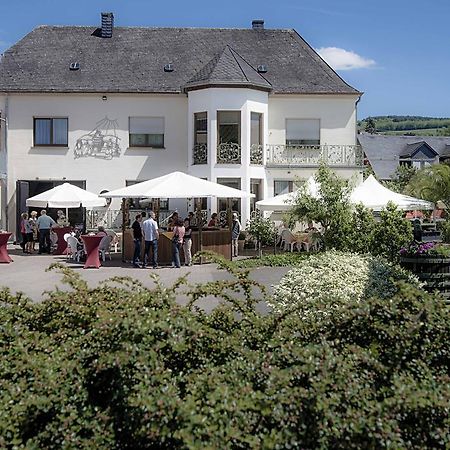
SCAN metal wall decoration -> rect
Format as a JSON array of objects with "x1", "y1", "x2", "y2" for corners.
[{"x1": 74, "y1": 117, "x2": 121, "y2": 159}]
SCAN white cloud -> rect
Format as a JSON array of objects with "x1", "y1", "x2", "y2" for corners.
[{"x1": 316, "y1": 47, "x2": 376, "y2": 70}]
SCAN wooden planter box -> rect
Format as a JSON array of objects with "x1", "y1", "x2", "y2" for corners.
[{"x1": 400, "y1": 255, "x2": 450, "y2": 299}]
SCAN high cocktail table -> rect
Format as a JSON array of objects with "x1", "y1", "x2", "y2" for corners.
[
  {"x1": 0, "y1": 232, "x2": 13, "y2": 263},
  {"x1": 80, "y1": 235, "x2": 103, "y2": 269}
]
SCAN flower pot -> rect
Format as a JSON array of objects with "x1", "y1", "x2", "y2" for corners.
[{"x1": 400, "y1": 255, "x2": 450, "y2": 299}]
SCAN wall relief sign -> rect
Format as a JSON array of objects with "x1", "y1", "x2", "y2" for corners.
[{"x1": 74, "y1": 117, "x2": 121, "y2": 159}]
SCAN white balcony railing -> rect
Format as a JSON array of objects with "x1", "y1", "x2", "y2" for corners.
[{"x1": 266, "y1": 144, "x2": 364, "y2": 167}]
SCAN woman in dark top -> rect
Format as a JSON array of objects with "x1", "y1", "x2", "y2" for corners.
[
  {"x1": 183, "y1": 218, "x2": 192, "y2": 266},
  {"x1": 131, "y1": 214, "x2": 143, "y2": 267}
]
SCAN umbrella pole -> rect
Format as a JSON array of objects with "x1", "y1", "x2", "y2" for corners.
[
  {"x1": 121, "y1": 198, "x2": 126, "y2": 263},
  {"x1": 65, "y1": 207, "x2": 69, "y2": 225},
  {"x1": 196, "y1": 198, "x2": 203, "y2": 265}
]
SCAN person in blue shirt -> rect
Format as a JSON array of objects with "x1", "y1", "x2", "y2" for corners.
[{"x1": 36, "y1": 210, "x2": 56, "y2": 254}]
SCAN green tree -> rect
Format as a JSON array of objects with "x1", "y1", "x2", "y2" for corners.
[
  {"x1": 406, "y1": 163, "x2": 450, "y2": 204},
  {"x1": 348, "y1": 203, "x2": 377, "y2": 253},
  {"x1": 372, "y1": 202, "x2": 413, "y2": 262},
  {"x1": 364, "y1": 117, "x2": 376, "y2": 134},
  {"x1": 246, "y1": 214, "x2": 276, "y2": 255},
  {"x1": 289, "y1": 164, "x2": 353, "y2": 249},
  {"x1": 383, "y1": 164, "x2": 417, "y2": 194}
]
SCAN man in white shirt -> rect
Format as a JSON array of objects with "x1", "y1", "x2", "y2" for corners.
[{"x1": 142, "y1": 211, "x2": 159, "y2": 268}]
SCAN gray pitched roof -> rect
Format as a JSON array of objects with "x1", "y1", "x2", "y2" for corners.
[
  {"x1": 0, "y1": 25, "x2": 360, "y2": 95},
  {"x1": 400, "y1": 141, "x2": 438, "y2": 158},
  {"x1": 358, "y1": 134, "x2": 450, "y2": 180},
  {"x1": 184, "y1": 45, "x2": 271, "y2": 91}
]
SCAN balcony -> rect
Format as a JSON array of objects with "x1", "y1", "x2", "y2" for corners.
[
  {"x1": 250, "y1": 144, "x2": 263, "y2": 165},
  {"x1": 266, "y1": 144, "x2": 364, "y2": 168},
  {"x1": 217, "y1": 143, "x2": 241, "y2": 164},
  {"x1": 193, "y1": 144, "x2": 208, "y2": 165}
]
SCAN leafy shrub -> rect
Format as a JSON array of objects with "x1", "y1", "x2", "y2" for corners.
[
  {"x1": 245, "y1": 215, "x2": 276, "y2": 247},
  {"x1": 270, "y1": 250, "x2": 421, "y2": 318},
  {"x1": 289, "y1": 164, "x2": 353, "y2": 250},
  {"x1": 0, "y1": 258, "x2": 449, "y2": 449},
  {"x1": 439, "y1": 220, "x2": 450, "y2": 243},
  {"x1": 372, "y1": 202, "x2": 413, "y2": 261},
  {"x1": 347, "y1": 203, "x2": 376, "y2": 253}
]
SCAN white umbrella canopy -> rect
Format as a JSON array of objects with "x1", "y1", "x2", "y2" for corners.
[
  {"x1": 350, "y1": 175, "x2": 434, "y2": 211},
  {"x1": 102, "y1": 171, "x2": 255, "y2": 199},
  {"x1": 256, "y1": 176, "x2": 320, "y2": 212},
  {"x1": 26, "y1": 183, "x2": 107, "y2": 208}
]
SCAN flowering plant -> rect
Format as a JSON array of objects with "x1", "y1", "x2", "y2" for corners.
[{"x1": 399, "y1": 241, "x2": 435, "y2": 256}]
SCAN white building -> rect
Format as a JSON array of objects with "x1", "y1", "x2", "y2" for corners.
[{"x1": 0, "y1": 14, "x2": 363, "y2": 236}]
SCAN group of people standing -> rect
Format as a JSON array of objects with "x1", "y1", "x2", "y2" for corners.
[
  {"x1": 131, "y1": 211, "x2": 193, "y2": 269},
  {"x1": 131, "y1": 209, "x2": 242, "y2": 269},
  {"x1": 19, "y1": 209, "x2": 58, "y2": 254}
]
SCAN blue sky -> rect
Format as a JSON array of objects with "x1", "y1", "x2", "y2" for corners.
[{"x1": 1, "y1": 0, "x2": 449, "y2": 119}]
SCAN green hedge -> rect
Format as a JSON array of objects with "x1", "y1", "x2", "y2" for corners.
[{"x1": 0, "y1": 259, "x2": 449, "y2": 449}]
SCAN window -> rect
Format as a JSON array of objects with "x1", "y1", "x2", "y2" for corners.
[
  {"x1": 129, "y1": 117, "x2": 164, "y2": 148},
  {"x1": 217, "y1": 111, "x2": 240, "y2": 145},
  {"x1": 286, "y1": 119, "x2": 320, "y2": 146},
  {"x1": 34, "y1": 118, "x2": 68, "y2": 146},
  {"x1": 274, "y1": 180, "x2": 294, "y2": 196},
  {"x1": 194, "y1": 112, "x2": 207, "y2": 145},
  {"x1": 251, "y1": 112, "x2": 262, "y2": 146}
]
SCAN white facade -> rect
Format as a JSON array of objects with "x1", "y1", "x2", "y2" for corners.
[{"x1": 0, "y1": 89, "x2": 362, "y2": 235}]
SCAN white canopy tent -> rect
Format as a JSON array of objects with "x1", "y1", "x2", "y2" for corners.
[
  {"x1": 26, "y1": 183, "x2": 106, "y2": 220},
  {"x1": 349, "y1": 175, "x2": 434, "y2": 211},
  {"x1": 256, "y1": 174, "x2": 433, "y2": 213},
  {"x1": 102, "y1": 171, "x2": 255, "y2": 199},
  {"x1": 255, "y1": 176, "x2": 320, "y2": 212}
]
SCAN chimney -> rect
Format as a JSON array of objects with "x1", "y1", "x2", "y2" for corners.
[
  {"x1": 252, "y1": 20, "x2": 264, "y2": 30},
  {"x1": 101, "y1": 12, "x2": 114, "y2": 38}
]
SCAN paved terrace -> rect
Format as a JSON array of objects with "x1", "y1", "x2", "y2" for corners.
[{"x1": 0, "y1": 246, "x2": 289, "y2": 313}]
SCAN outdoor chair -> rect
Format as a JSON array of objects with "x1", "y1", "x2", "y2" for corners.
[
  {"x1": 66, "y1": 236, "x2": 83, "y2": 262},
  {"x1": 99, "y1": 235, "x2": 113, "y2": 262},
  {"x1": 280, "y1": 229, "x2": 299, "y2": 252},
  {"x1": 106, "y1": 230, "x2": 120, "y2": 253}
]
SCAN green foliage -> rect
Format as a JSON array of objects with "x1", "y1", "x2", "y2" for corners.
[
  {"x1": 245, "y1": 215, "x2": 276, "y2": 247},
  {"x1": 270, "y1": 250, "x2": 421, "y2": 318},
  {"x1": 289, "y1": 164, "x2": 353, "y2": 249},
  {"x1": 235, "y1": 252, "x2": 308, "y2": 268},
  {"x1": 372, "y1": 202, "x2": 413, "y2": 262},
  {"x1": 439, "y1": 220, "x2": 450, "y2": 244},
  {"x1": 383, "y1": 164, "x2": 418, "y2": 194},
  {"x1": 359, "y1": 115, "x2": 450, "y2": 135},
  {"x1": 347, "y1": 203, "x2": 377, "y2": 253},
  {"x1": 364, "y1": 117, "x2": 376, "y2": 134},
  {"x1": 406, "y1": 163, "x2": 450, "y2": 205},
  {"x1": 0, "y1": 259, "x2": 449, "y2": 448}
]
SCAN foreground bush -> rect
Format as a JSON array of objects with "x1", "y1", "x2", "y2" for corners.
[
  {"x1": 270, "y1": 250, "x2": 421, "y2": 318},
  {"x1": 1, "y1": 258, "x2": 449, "y2": 449}
]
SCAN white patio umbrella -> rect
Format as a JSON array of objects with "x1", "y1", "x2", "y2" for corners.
[
  {"x1": 101, "y1": 171, "x2": 254, "y2": 262},
  {"x1": 102, "y1": 171, "x2": 254, "y2": 199},
  {"x1": 26, "y1": 183, "x2": 106, "y2": 219},
  {"x1": 350, "y1": 175, "x2": 434, "y2": 211}
]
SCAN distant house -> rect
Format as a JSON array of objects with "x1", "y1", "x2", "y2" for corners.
[
  {"x1": 358, "y1": 134, "x2": 450, "y2": 180},
  {"x1": 0, "y1": 13, "x2": 363, "y2": 235}
]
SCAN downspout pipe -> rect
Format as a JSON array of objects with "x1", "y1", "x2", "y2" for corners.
[{"x1": 0, "y1": 94, "x2": 8, "y2": 231}]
